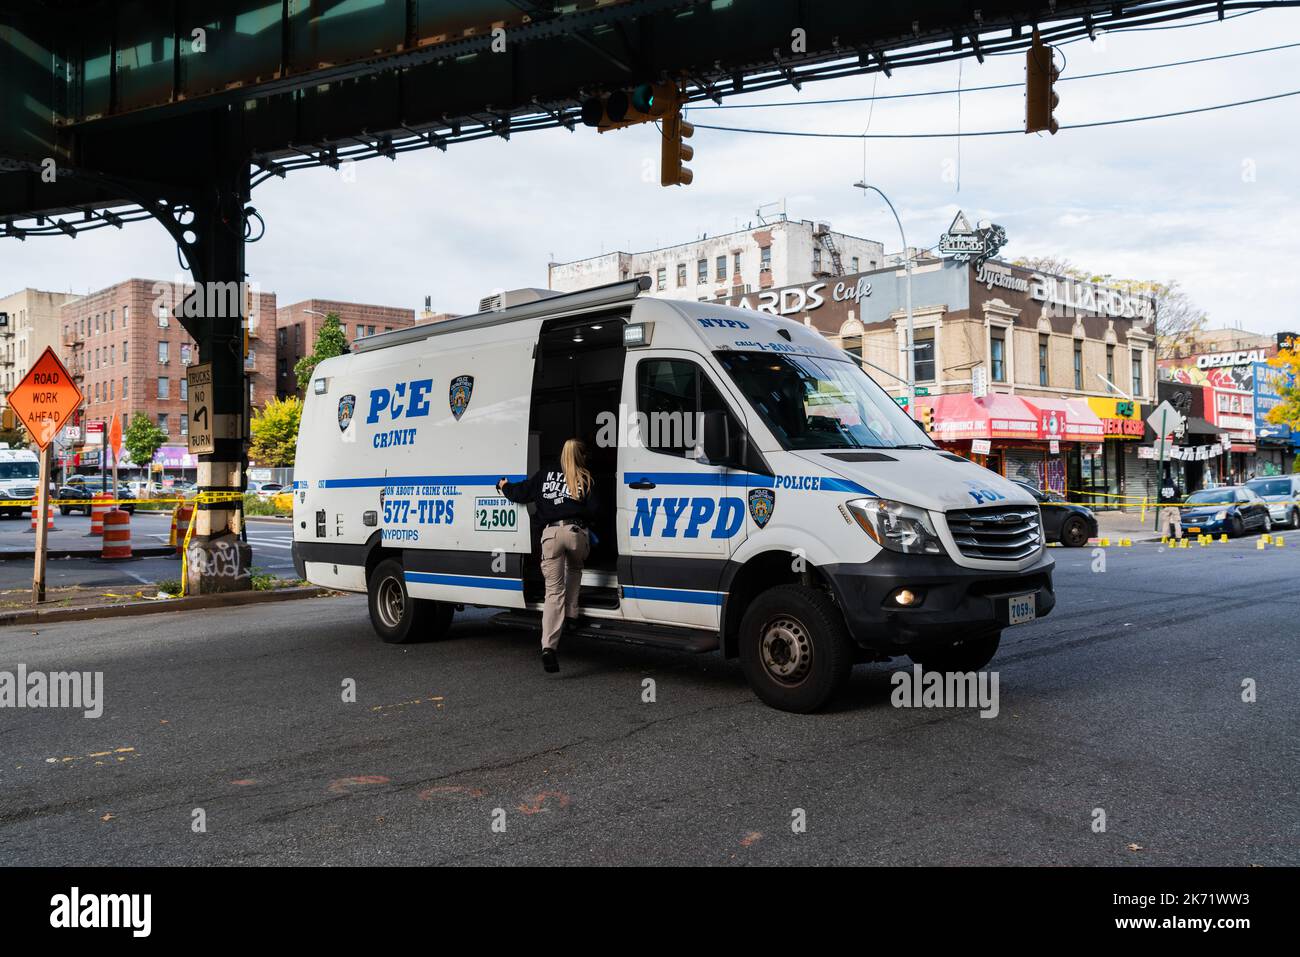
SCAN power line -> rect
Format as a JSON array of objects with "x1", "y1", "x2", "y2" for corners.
[
  {"x1": 691, "y1": 87, "x2": 1300, "y2": 139},
  {"x1": 689, "y1": 41, "x2": 1300, "y2": 111}
]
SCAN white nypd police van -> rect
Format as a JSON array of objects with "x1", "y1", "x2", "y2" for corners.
[{"x1": 293, "y1": 277, "x2": 1054, "y2": 712}]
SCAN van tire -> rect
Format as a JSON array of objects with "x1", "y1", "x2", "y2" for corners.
[
  {"x1": 910, "y1": 631, "x2": 1001, "y2": 673},
  {"x1": 367, "y1": 559, "x2": 454, "y2": 643},
  {"x1": 738, "y1": 584, "x2": 854, "y2": 713}
]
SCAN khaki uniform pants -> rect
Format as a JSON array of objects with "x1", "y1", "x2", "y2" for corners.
[
  {"x1": 540, "y1": 523, "x2": 590, "y2": 650},
  {"x1": 1159, "y1": 506, "x2": 1182, "y2": 540}
]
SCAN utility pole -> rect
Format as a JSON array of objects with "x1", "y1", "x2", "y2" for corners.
[{"x1": 853, "y1": 182, "x2": 915, "y2": 411}]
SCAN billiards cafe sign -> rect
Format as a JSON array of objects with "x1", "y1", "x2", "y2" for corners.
[{"x1": 727, "y1": 276, "x2": 873, "y2": 317}]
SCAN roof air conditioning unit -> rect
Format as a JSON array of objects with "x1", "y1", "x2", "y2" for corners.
[{"x1": 478, "y1": 287, "x2": 563, "y2": 314}]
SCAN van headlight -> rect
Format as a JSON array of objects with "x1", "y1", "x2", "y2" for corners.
[{"x1": 845, "y1": 498, "x2": 945, "y2": 555}]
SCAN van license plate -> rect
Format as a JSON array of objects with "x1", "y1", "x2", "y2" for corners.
[{"x1": 1008, "y1": 594, "x2": 1036, "y2": 625}]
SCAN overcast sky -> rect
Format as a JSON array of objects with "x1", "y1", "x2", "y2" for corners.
[{"x1": 3, "y1": 7, "x2": 1298, "y2": 335}]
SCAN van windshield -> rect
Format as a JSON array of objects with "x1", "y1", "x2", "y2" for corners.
[
  {"x1": 715, "y1": 352, "x2": 935, "y2": 451},
  {"x1": 0, "y1": 462, "x2": 39, "y2": 480}
]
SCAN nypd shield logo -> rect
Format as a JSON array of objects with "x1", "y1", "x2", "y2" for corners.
[
  {"x1": 449, "y1": 375, "x2": 474, "y2": 421},
  {"x1": 337, "y1": 394, "x2": 356, "y2": 432},
  {"x1": 747, "y1": 488, "x2": 775, "y2": 529}
]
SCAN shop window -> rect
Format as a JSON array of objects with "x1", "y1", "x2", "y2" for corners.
[
  {"x1": 990, "y1": 330, "x2": 1006, "y2": 382},
  {"x1": 914, "y1": 330, "x2": 935, "y2": 382}
]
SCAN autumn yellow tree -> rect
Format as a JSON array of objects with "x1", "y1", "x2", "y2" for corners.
[{"x1": 1265, "y1": 349, "x2": 1300, "y2": 463}]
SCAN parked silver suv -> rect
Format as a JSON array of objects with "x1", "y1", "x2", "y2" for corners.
[{"x1": 1245, "y1": 474, "x2": 1300, "y2": 528}]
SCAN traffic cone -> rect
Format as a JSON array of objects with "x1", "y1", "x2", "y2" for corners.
[
  {"x1": 1256, "y1": 538, "x2": 1267, "y2": 550},
  {"x1": 1275, "y1": 536, "x2": 1285, "y2": 548}
]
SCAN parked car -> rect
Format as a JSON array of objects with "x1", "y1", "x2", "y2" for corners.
[
  {"x1": 247, "y1": 481, "x2": 285, "y2": 500},
  {"x1": 1181, "y1": 486, "x2": 1271, "y2": 537},
  {"x1": 1014, "y1": 481, "x2": 1098, "y2": 547},
  {"x1": 1244, "y1": 475, "x2": 1300, "y2": 528},
  {"x1": 57, "y1": 479, "x2": 135, "y2": 515}
]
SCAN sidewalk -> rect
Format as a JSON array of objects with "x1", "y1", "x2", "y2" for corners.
[{"x1": 1093, "y1": 508, "x2": 1163, "y2": 542}]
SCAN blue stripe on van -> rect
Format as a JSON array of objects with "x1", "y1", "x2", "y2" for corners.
[
  {"x1": 623, "y1": 586, "x2": 725, "y2": 606},
  {"x1": 621, "y1": 472, "x2": 871, "y2": 495},
  {"x1": 405, "y1": 571, "x2": 523, "y2": 591},
  {"x1": 319, "y1": 474, "x2": 526, "y2": 489}
]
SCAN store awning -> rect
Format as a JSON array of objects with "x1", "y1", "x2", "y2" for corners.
[
  {"x1": 1020, "y1": 397, "x2": 1105, "y2": 443},
  {"x1": 922, "y1": 393, "x2": 1039, "y2": 441},
  {"x1": 1184, "y1": 416, "x2": 1228, "y2": 436}
]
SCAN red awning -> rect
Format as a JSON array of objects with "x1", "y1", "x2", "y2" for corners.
[
  {"x1": 1020, "y1": 397, "x2": 1105, "y2": 443},
  {"x1": 920, "y1": 393, "x2": 1039, "y2": 441}
]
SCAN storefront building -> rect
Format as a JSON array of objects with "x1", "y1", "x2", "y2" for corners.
[
  {"x1": 720, "y1": 256, "x2": 1158, "y2": 507},
  {"x1": 1158, "y1": 345, "x2": 1282, "y2": 483},
  {"x1": 1253, "y1": 360, "x2": 1296, "y2": 475},
  {"x1": 1152, "y1": 379, "x2": 1231, "y2": 493}
]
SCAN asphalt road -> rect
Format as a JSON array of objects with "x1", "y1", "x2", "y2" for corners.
[
  {"x1": 0, "y1": 513, "x2": 297, "y2": 591},
  {"x1": 1, "y1": 537, "x2": 1296, "y2": 866}
]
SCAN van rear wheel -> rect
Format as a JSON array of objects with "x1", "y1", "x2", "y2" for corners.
[
  {"x1": 739, "y1": 584, "x2": 854, "y2": 713},
  {"x1": 368, "y1": 559, "x2": 454, "y2": 643}
]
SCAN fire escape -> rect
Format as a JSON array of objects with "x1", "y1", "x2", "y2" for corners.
[{"x1": 814, "y1": 222, "x2": 844, "y2": 277}]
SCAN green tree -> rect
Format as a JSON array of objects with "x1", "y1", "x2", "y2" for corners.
[
  {"x1": 250, "y1": 395, "x2": 302, "y2": 467},
  {"x1": 294, "y1": 312, "x2": 349, "y2": 391},
  {"x1": 123, "y1": 413, "x2": 167, "y2": 469}
]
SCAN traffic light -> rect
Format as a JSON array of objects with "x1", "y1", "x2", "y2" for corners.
[
  {"x1": 919, "y1": 403, "x2": 936, "y2": 434},
  {"x1": 580, "y1": 82, "x2": 675, "y2": 132},
  {"x1": 660, "y1": 97, "x2": 694, "y2": 187},
  {"x1": 1025, "y1": 29, "x2": 1060, "y2": 135}
]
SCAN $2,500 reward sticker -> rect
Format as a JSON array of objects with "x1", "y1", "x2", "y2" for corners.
[{"x1": 474, "y1": 496, "x2": 518, "y2": 531}]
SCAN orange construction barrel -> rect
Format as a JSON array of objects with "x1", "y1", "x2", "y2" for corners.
[
  {"x1": 30, "y1": 503, "x2": 55, "y2": 531},
  {"x1": 172, "y1": 502, "x2": 195, "y2": 555},
  {"x1": 101, "y1": 508, "x2": 133, "y2": 560},
  {"x1": 89, "y1": 492, "x2": 113, "y2": 537}
]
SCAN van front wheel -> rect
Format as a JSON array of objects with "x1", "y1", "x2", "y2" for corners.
[
  {"x1": 368, "y1": 559, "x2": 454, "y2": 643},
  {"x1": 739, "y1": 584, "x2": 854, "y2": 713}
]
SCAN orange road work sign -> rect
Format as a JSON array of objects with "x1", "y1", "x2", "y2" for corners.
[
  {"x1": 108, "y1": 412, "x2": 123, "y2": 458},
  {"x1": 8, "y1": 347, "x2": 83, "y2": 450}
]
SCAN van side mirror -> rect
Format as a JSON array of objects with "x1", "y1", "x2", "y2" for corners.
[{"x1": 700, "y1": 410, "x2": 732, "y2": 464}]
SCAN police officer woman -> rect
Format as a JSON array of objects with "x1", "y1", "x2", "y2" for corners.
[{"x1": 498, "y1": 438, "x2": 598, "y2": 673}]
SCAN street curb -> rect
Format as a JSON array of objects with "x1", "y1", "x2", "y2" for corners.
[
  {"x1": 0, "y1": 586, "x2": 335, "y2": 628},
  {"x1": 246, "y1": 515, "x2": 293, "y2": 524},
  {"x1": 0, "y1": 545, "x2": 178, "y2": 560}
]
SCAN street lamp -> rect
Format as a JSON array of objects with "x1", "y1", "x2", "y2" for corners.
[{"x1": 853, "y1": 182, "x2": 915, "y2": 411}]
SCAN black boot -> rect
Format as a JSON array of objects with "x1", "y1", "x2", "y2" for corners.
[{"x1": 541, "y1": 648, "x2": 559, "y2": 673}]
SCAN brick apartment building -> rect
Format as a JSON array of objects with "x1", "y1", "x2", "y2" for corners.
[
  {"x1": 1, "y1": 287, "x2": 81, "y2": 406},
  {"x1": 275, "y1": 298, "x2": 418, "y2": 398},
  {"x1": 59, "y1": 278, "x2": 277, "y2": 465}
]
